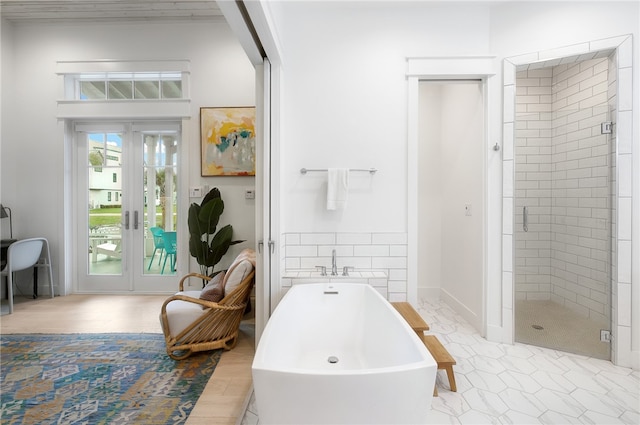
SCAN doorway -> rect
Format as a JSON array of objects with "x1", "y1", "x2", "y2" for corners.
[
  {"x1": 417, "y1": 80, "x2": 486, "y2": 334},
  {"x1": 74, "y1": 122, "x2": 181, "y2": 293}
]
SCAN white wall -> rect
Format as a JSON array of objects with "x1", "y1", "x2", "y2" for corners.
[
  {"x1": 0, "y1": 20, "x2": 256, "y2": 292},
  {"x1": 0, "y1": 18, "x2": 15, "y2": 239},
  {"x1": 276, "y1": 1, "x2": 492, "y2": 233}
]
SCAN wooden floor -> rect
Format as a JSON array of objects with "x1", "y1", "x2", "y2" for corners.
[{"x1": 0, "y1": 294, "x2": 255, "y2": 425}]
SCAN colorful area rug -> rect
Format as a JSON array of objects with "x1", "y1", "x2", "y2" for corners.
[{"x1": 0, "y1": 333, "x2": 221, "y2": 424}]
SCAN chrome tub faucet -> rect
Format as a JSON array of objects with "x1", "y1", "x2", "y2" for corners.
[{"x1": 331, "y1": 249, "x2": 338, "y2": 276}]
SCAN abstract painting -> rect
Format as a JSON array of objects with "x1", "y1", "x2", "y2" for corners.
[{"x1": 200, "y1": 106, "x2": 256, "y2": 176}]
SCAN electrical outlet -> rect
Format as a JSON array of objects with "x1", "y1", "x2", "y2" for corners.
[
  {"x1": 245, "y1": 188, "x2": 255, "y2": 199},
  {"x1": 600, "y1": 329, "x2": 611, "y2": 342}
]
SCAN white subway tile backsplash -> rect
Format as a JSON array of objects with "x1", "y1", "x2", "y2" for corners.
[
  {"x1": 388, "y1": 269, "x2": 407, "y2": 281},
  {"x1": 285, "y1": 233, "x2": 300, "y2": 245},
  {"x1": 354, "y1": 245, "x2": 389, "y2": 257},
  {"x1": 373, "y1": 233, "x2": 407, "y2": 244},
  {"x1": 372, "y1": 256, "x2": 406, "y2": 269},
  {"x1": 389, "y1": 245, "x2": 407, "y2": 257},
  {"x1": 286, "y1": 245, "x2": 318, "y2": 257},
  {"x1": 283, "y1": 232, "x2": 407, "y2": 300},
  {"x1": 300, "y1": 233, "x2": 335, "y2": 245},
  {"x1": 337, "y1": 233, "x2": 372, "y2": 245},
  {"x1": 318, "y1": 245, "x2": 353, "y2": 257}
]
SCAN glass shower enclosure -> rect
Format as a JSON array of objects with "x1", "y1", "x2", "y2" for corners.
[{"x1": 513, "y1": 53, "x2": 615, "y2": 360}]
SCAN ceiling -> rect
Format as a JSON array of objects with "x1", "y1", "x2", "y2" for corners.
[{"x1": 0, "y1": 0, "x2": 226, "y2": 23}]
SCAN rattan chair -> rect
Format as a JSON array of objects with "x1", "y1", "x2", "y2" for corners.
[{"x1": 160, "y1": 268, "x2": 255, "y2": 360}]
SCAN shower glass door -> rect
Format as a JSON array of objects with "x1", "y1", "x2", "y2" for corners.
[{"x1": 513, "y1": 55, "x2": 613, "y2": 360}]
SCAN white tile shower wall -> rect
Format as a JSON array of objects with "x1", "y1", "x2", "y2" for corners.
[
  {"x1": 283, "y1": 232, "x2": 407, "y2": 301},
  {"x1": 515, "y1": 67, "x2": 553, "y2": 301},
  {"x1": 515, "y1": 57, "x2": 613, "y2": 322},
  {"x1": 550, "y1": 57, "x2": 611, "y2": 323}
]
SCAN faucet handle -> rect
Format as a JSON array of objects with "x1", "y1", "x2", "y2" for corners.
[
  {"x1": 342, "y1": 266, "x2": 354, "y2": 276},
  {"x1": 315, "y1": 266, "x2": 327, "y2": 276}
]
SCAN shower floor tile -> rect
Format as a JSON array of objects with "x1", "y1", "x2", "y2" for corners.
[{"x1": 515, "y1": 299, "x2": 610, "y2": 360}]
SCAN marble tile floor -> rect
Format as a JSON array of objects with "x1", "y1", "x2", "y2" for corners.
[
  {"x1": 241, "y1": 297, "x2": 639, "y2": 425},
  {"x1": 0, "y1": 294, "x2": 254, "y2": 425}
]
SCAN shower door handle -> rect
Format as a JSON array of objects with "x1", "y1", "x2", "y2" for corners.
[{"x1": 523, "y1": 206, "x2": 528, "y2": 232}]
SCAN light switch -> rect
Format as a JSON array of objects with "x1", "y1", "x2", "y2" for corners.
[
  {"x1": 190, "y1": 187, "x2": 202, "y2": 197},
  {"x1": 465, "y1": 204, "x2": 472, "y2": 216},
  {"x1": 245, "y1": 188, "x2": 255, "y2": 199}
]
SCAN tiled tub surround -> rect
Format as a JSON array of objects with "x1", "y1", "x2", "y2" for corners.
[
  {"x1": 282, "y1": 270, "x2": 388, "y2": 297},
  {"x1": 283, "y1": 232, "x2": 406, "y2": 301},
  {"x1": 514, "y1": 56, "x2": 613, "y2": 324}
]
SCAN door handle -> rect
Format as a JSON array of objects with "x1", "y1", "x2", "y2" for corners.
[
  {"x1": 124, "y1": 211, "x2": 130, "y2": 230},
  {"x1": 257, "y1": 240, "x2": 264, "y2": 253},
  {"x1": 134, "y1": 211, "x2": 139, "y2": 230},
  {"x1": 268, "y1": 240, "x2": 275, "y2": 254}
]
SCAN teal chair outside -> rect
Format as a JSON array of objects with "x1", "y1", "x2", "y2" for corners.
[
  {"x1": 148, "y1": 227, "x2": 165, "y2": 270},
  {"x1": 161, "y1": 231, "x2": 177, "y2": 274}
]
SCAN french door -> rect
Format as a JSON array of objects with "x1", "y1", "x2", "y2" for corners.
[{"x1": 75, "y1": 121, "x2": 181, "y2": 293}]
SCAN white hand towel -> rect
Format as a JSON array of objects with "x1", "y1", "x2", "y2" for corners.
[{"x1": 327, "y1": 168, "x2": 349, "y2": 210}]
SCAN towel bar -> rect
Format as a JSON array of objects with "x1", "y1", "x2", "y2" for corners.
[{"x1": 300, "y1": 168, "x2": 377, "y2": 175}]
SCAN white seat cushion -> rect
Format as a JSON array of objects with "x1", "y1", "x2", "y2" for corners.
[{"x1": 164, "y1": 291, "x2": 206, "y2": 337}]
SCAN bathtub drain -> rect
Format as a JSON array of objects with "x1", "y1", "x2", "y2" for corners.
[{"x1": 328, "y1": 356, "x2": 339, "y2": 364}]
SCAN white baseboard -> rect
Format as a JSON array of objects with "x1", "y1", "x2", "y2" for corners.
[
  {"x1": 485, "y1": 324, "x2": 504, "y2": 343},
  {"x1": 440, "y1": 288, "x2": 482, "y2": 334},
  {"x1": 417, "y1": 287, "x2": 440, "y2": 301}
]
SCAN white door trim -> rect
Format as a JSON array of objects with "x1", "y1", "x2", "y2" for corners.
[{"x1": 407, "y1": 56, "x2": 497, "y2": 336}]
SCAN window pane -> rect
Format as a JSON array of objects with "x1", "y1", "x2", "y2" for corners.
[
  {"x1": 108, "y1": 81, "x2": 133, "y2": 99},
  {"x1": 80, "y1": 81, "x2": 106, "y2": 100},
  {"x1": 161, "y1": 80, "x2": 182, "y2": 99},
  {"x1": 134, "y1": 81, "x2": 159, "y2": 99}
]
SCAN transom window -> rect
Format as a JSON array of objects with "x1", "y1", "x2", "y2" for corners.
[{"x1": 75, "y1": 72, "x2": 183, "y2": 100}]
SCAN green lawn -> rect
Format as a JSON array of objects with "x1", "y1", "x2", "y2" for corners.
[{"x1": 89, "y1": 207, "x2": 176, "y2": 228}]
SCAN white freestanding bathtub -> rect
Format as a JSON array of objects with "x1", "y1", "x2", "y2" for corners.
[{"x1": 252, "y1": 283, "x2": 437, "y2": 425}]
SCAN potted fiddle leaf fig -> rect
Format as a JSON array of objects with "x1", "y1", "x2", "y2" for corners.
[{"x1": 188, "y1": 187, "x2": 244, "y2": 277}]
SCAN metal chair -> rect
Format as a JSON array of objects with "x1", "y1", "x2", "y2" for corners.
[
  {"x1": 0, "y1": 237, "x2": 54, "y2": 314},
  {"x1": 161, "y1": 231, "x2": 177, "y2": 274},
  {"x1": 147, "y1": 227, "x2": 165, "y2": 270}
]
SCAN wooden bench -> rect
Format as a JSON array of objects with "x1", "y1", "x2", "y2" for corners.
[
  {"x1": 391, "y1": 302, "x2": 429, "y2": 335},
  {"x1": 422, "y1": 334, "x2": 457, "y2": 394},
  {"x1": 391, "y1": 301, "x2": 457, "y2": 396}
]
